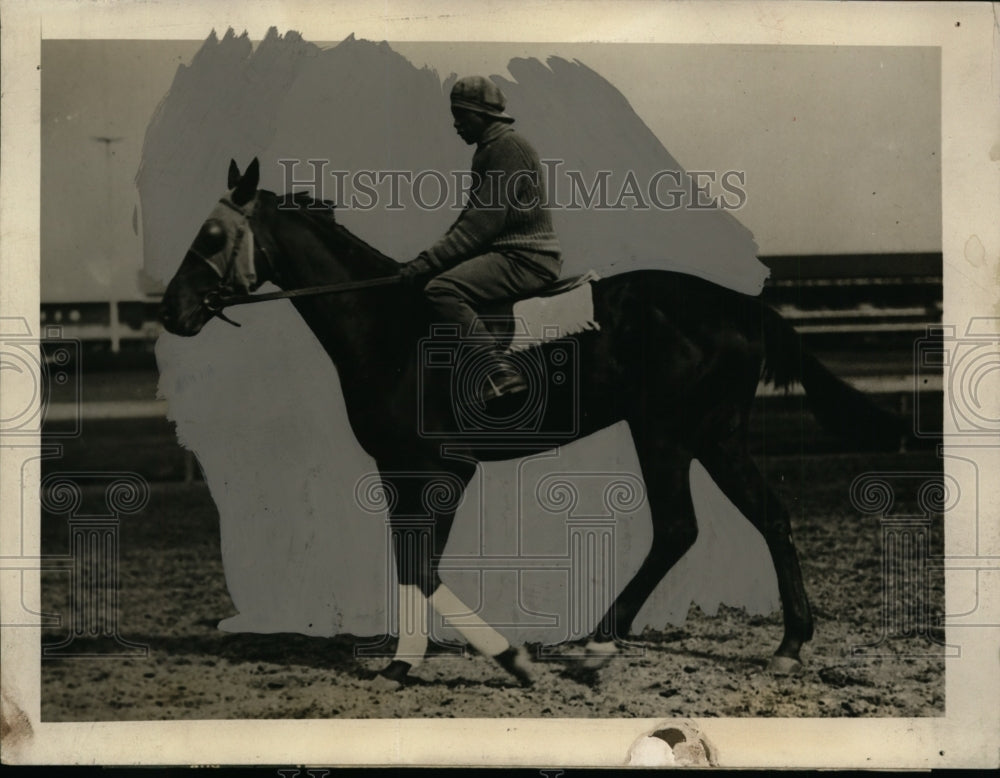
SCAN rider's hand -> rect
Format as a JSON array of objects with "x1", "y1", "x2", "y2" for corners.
[{"x1": 399, "y1": 253, "x2": 437, "y2": 285}]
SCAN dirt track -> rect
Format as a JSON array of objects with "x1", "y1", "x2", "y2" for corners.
[{"x1": 40, "y1": 451, "x2": 945, "y2": 720}]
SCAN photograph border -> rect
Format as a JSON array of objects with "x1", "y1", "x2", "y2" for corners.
[{"x1": 2, "y1": 0, "x2": 998, "y2": 768}]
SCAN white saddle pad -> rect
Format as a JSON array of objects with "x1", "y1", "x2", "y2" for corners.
[{"x1": 506, "y1": 270, "x2": 602, "y2": 352}]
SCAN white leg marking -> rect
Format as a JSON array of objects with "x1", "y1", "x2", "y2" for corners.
[
  {"x1": 430, "y1": 584, "x2": 509, "y2": 656},
  {"x1": 393, "y1": 584, "x2": 429, "y2": 668}
]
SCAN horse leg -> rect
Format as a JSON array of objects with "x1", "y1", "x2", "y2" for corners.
[
  {"x1": 586, "y1": 432, "x2": 699, "y2": 664},
  {"x1": 378, "y1": 464, "x2": 533, "y2": 687},
  {"x1": 584, "y1": 317, "x2": 756, "y2": 653},
  {"x1": 375, "y1": 465, "x2": 464, "y2": 685},
  {"x1": 695, "y1": 442, "x2": 813, "y2": 674},
  {"x1": 428, "y1": 584, "x2": 534, "y2": 686}
]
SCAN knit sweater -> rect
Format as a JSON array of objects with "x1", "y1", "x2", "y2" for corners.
[{"x1": 425, "y1": 123, "x2": 561, "y2": 269}]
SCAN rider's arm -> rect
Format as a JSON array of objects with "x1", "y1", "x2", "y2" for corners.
[{"x1": 423, "y1": 136, "x2": 528, "y2": 269}]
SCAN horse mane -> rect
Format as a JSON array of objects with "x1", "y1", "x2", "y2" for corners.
[{"x1": 259, "y1": 190, "x2": 401, "y2": 276}]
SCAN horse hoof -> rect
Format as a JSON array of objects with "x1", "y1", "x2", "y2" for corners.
[
  {"x1": 494, "y1": 646, "x2": 535, "y2": 687},
  {"x1": 767, "y1": 655, "x2": 803, "y2": 676},
  {"x1": 582, "y1": 639, "x2": 619, "y2": 671},
  {"x1": 374, "y1": 660, "x2": 411, "y2": 690}
]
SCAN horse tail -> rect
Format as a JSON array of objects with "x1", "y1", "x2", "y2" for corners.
[{"x1": 756, "y1": 302, "x2": 905, "y2": 450}]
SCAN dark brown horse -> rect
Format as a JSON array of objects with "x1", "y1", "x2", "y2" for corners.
[{"x1": 160, "y1": 159, "x2": 901, "y2": 686}]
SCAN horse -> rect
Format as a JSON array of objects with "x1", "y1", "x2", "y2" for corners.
[{"x1": 159, "y1": 159, "x2": 902, "y2": 687}]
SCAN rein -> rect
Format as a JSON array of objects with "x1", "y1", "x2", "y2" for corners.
[{"x1": 204, "y1": 275, "x2": 403, "y2": 322}]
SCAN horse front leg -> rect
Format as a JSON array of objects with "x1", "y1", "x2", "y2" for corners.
[
  {"x1": 376, "y1": 464, "x2": 533, "y2": 687},
  {"x1": 375, "y1": 466, "x2": 457, "y2": 686}
]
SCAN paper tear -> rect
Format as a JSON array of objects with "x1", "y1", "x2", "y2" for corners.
[{"x1": 626, "y1": 720, "x2": 718, "y2": 767}]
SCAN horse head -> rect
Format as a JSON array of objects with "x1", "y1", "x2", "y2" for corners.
[{"x1": 160, "y1": 159, "x2": 269, "y2": 336}]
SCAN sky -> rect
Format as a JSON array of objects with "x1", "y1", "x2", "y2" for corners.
[{"x1": 40, "y1": 38, "x2": 940, "y2": 302}]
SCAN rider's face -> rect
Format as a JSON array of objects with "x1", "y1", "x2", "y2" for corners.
[{"x1": 451, "y1": 107, "x2": 490, "y2": 145}]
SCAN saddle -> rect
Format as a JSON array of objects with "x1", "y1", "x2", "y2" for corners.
[
  {"x1": 476, "y1": 270, "x2": 602, "y2": 352},
  {"x1": 509, "y1": 270, "x2": 600, "y2": 303}
]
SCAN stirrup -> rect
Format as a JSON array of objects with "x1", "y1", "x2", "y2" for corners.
[{"x1": 482, "y1": 370, "x2": 528, "y2": 402}]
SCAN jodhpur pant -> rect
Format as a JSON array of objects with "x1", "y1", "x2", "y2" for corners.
[{"x1": 423, "y1": 250, "x2": 562, "y2": 344}]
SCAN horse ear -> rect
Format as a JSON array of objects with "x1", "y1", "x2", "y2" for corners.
[
  {"x1": 232, "y1": 158, "x2": 260, "y2": 205},
  {"x1": 228, "y1": 159, "x2": 241, "y2": 189}
]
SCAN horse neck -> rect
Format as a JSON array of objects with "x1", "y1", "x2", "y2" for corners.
[
  {"x1": 266, "y1": 202, "x2": 399, "y2": 284},
  {"x1": 263, "y1": 203, "x2": 418, "y2": 373}
]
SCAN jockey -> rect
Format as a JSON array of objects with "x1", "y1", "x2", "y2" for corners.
[{"x1": 400, "y1": 76, "x2": 562, "y2": 401}]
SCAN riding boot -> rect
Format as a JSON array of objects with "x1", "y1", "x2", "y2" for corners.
[{"x1": 467, "y1": 319, "x2": 527, "y2": 402}]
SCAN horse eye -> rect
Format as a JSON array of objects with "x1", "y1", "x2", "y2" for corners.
[{"x1": 193, "y1": 219, "x2": 227, "y2": 255}]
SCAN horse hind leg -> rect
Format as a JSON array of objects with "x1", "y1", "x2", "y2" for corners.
[
  {"x1": 584, "y1": 434, "x2": 699, "y2": 668},
  {"x1": 696, "y1": 442, "x2": 813, "y2": 674}
]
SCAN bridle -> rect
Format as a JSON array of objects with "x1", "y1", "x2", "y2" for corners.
[
  {"x1": 190, "y1": 196, "x2": 263, "y2": 326},
  {"x1": 197, "y1": 195, "x2": 402, "y2": 328}
]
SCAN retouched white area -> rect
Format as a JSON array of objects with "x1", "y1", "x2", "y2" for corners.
[
  {"x1": 41, "y1": 40, "x2": 939, "y2": 301},
  {"x1": 145, "y1": 32, "x2": 778, "y2": 642},
  {"x1": 393, "y1": 42, "x2": 941, "y2": 259}
]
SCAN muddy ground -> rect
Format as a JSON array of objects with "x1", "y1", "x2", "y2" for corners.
[{"x1": 40, "y1": 451, "x2": 945, "y2": 720}]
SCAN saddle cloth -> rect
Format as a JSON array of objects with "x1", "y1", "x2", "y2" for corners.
[{"x1": 478, "y1": 270, "x2": 602, "y2": 352}]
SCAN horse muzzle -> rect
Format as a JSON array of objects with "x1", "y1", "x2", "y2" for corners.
[{"x1": 159, "y1": 297, "x2": 209, "y2": 337}]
